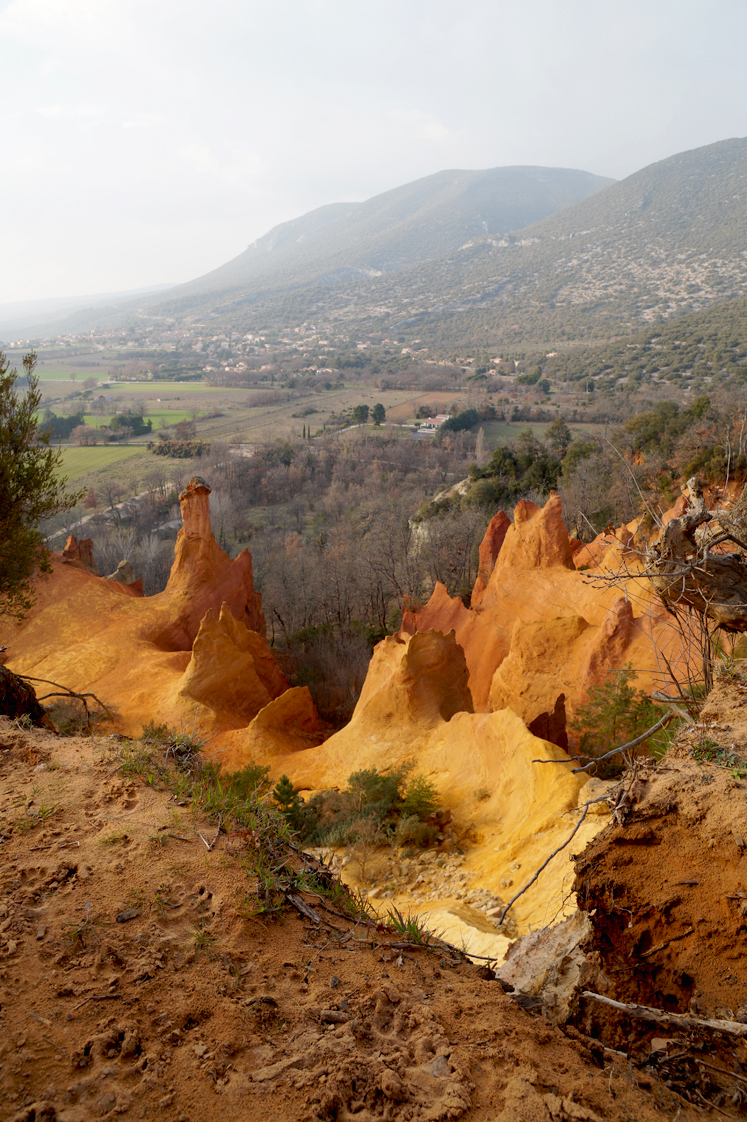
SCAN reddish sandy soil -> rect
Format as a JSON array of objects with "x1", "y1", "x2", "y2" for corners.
[
  {"x1": 0, "y1": 718, "x2": 704, "y2": 1122},
  {"x1": 572, "y1": 672, "x2": 747, "y2": 1111}
]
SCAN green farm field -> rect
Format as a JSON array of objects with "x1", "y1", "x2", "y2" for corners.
[
  {"x1": 79, "y1": 410, "x2": 194, "y2": 429},
  {"x1": 59, "y1": 444, "x2": 150, "y2": 484},
  {"x1": 479, "y1": 420, "x2": 552, "y2": 446},
  {"x1": 36, "y1": 369, "x2": 86, "y2": 381},
  {"x1": 478, "y1": 418, "x2": 607, "y2": 449}
]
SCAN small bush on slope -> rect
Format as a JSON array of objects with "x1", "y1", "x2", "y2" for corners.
[
  {"x1": 272, "y1": 765, "x2": 440, "y2": 848},
  {"x1": 569, "y1": 664, "x2": 667, "y2": 776}
]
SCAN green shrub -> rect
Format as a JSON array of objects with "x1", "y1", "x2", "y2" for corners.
[
  {"x1": 394, "y1": 814, "x2": 439, "y2": 847},
  {"x1": 225, "y1": 762, "x2": 271, "y2": 798},
  {"x1": 402, "y1": 774, "x2": 439, "y2": 819},
  {"x1": 569, "y1": 664, "x2": 665, "y2": 776},
  {"x1": 277, "y1": 763, "x2": 441, "y2": 850}
]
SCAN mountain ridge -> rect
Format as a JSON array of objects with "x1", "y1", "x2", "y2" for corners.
[
  {"x1": 39, "y1": 164, "x2": 613, "y2": 335},
  {"x1": 136, "y1": 137, "x2": 747, "y2": 349},
  {"x1": 24, "y1": 137, "x2": 747, "y2": 351},
  {"x1": 158, "y1": 164, "x2": 615, "y2": 301}
]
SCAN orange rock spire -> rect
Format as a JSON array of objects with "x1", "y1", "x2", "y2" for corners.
[{"x1": 0, "y1": 474, "x2": 293, "y2": 738}]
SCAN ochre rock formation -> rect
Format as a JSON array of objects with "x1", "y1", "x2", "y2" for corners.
[
  {"x1": 7, "y1": 482, "x2": 630, "y2": 959},
  {"x1": 572, "y1": 528, "x2": 632, "y2": 571},
  {"x1": 572, "y1": 484, "x2": 736, "y2": 572},
  {"x1": 403, "y1": 492, "x2": 686, "y2": 738},
  {"x1": 496, "y1": 493, "x2": 575, "y2": 571},
  {"x1": 208, "y1": 629, "x2": 608, "y2": 954},
  {"x1": 107, "y1": 559, "x2": 137, "y2": 584},
  {"x1": 471, "y1": 510, "x2": 510, "y2": 607},
  {"x1": 179, "y1": 604, "x2": 289, "y2": 726},
  {"x1": 207, "y1": 687, "x2": 320, "y2": 772},
  {"x1": 209, "y1": 630, "x2": 473, "y2": 774},
  {"x1": 61, "y1": 535, "x2": 100, "y2": 576},
  {"x1": 488, "y1": 598, "x2": 637, "y2": 747},
  {"x1": 350, "y1": 630, "x2": 474, "y2": 731},
  {"x1": 0, "y1": 477, "x2": 292, "y2": 737},
  {"x1": 152, "y1": 476, "x2": 266, "y2": 650},
  {"x1": 570, "y1": 677, "x2": 747, "y2": 1036}
]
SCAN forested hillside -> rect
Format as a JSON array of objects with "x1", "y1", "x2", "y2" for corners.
[{"x1": 542, "y1": 296, "x2": 747, "y2": 389}]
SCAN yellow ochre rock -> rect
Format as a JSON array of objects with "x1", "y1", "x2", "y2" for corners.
[
  {"x1": 179, "y1": 604, "x2": 288, "y2": 726},
  {"x1": 209, "y1": 687, "x2": 320, "y2": 771},
  {"x1": 207, "y1": 629, "x2": 607, "y2": 954}
]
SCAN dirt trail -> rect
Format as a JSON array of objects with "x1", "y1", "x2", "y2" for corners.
[{"x1": 0, "y1": 718, "x2": 703, "y2": 1122}]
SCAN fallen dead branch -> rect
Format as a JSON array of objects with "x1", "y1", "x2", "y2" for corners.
[
  {"x1": 571, "y1": 712, "x2": 676, "y2": 774},
  {"x1": 532, "y1": 712, "x2": 675, "y2": 773},
  {"x1": 42, "y1": 1036, "x2": 70, "y2": 1060},
  {"x1": 583, "y1": 990, "x2": 747, "y2": 1037},
  {"x1": 18, "y1": 673, "x2": 113, "y2": 730},
  {"x1": 499, "y1": 806, "x2": 588, "y2": 924},
  {"x1": 646, "y1": 477, "x2": 747, "y2": 633},
  {"x1": 285, "y1": 892, "x2": 323, "y2": 925}
]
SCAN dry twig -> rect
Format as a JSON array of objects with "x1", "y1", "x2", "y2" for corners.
[
  {"x1": 18, "y1": 673, "x2": 112, "y2": 729},
  {"x1": 197, "y1": 813, "x2": 222, "y2": 851},
  {"x1": 72, "y1": 993, "x2": 122, "y2": 1011},
  {"x1": 532, "y1": 712, "x2": 675, "y2": 773},
  {"x1": 499, "y1": 806, "x2": 589, "y2": 924},
  {"x1": 583, "y1": 990, "x2": 747, "y2": 1037}
]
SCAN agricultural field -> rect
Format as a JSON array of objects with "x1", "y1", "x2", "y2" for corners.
[
  {"x1": 39, "y1": 375, "x2": 481, "y2": 442},
  {"x1": 45, "y1": 374, "x2": 609, "y2": 485},
  {"x1": 48, "y1": 383, "x2": 461, "y2": 492},
  {"x1": 477, "y1": 420, "x2": 558, "y2": 447},
  {"x1": 77, "y1": 410, "x2": 194, "y2": 430},
  {"x1": 477, "y1": 418, "x2": 608, "y2": 450},
  {"x1": 58, "y1": 444, "x2": 150, "y2": 486},
  {"x1": 384, "y1": 392, "x2": 462, "y2": 423},
  {"x1": 34, "y1": 369, "x2": 85, "y2": 381},
  {"x1": 155, "y1": 385, "x2": 464, "y2": 444}
]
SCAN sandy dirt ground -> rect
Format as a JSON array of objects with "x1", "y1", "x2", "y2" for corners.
[
  {"x1": 0, "y1": 717, "x2": 705, "y2": 1122},
  {"x1": 564, "y1": 672, "x2": 747, "y2": 1110}
]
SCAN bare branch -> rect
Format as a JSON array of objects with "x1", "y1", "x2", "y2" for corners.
[
  {"x1": 603, "y1": 437, "x2": 664, "y2": 530},
  {"x1": 533, "y1": 712, "x2": 676, "y2": 769},
  {"x1": 572, "y1": 712, "x2": 675, "y2": 774},
  {"x1": 499, "y1": 806, "x2": 588, "y2": 925},
  {"x1": 582, "y1": 990, "x2": 747, "y2": 1038},
  {"x1": 646, "y1": 478, "x2": 747, "y2": 633},
  {"x1": 16, "y1": 673, "x2": 112, "y2": 729}
]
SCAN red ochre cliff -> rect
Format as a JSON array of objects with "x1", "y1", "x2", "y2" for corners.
[
  {"x1": 2, "y1": 483, "x2": 707, "y2": 780},
  {"x1": 402, "y1": 491, "x2": 689, "y2": 741}
]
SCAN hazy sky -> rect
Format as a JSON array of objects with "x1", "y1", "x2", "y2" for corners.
[{"x1": 2, "y1": 0, "x2": 747, "y2": 304}]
